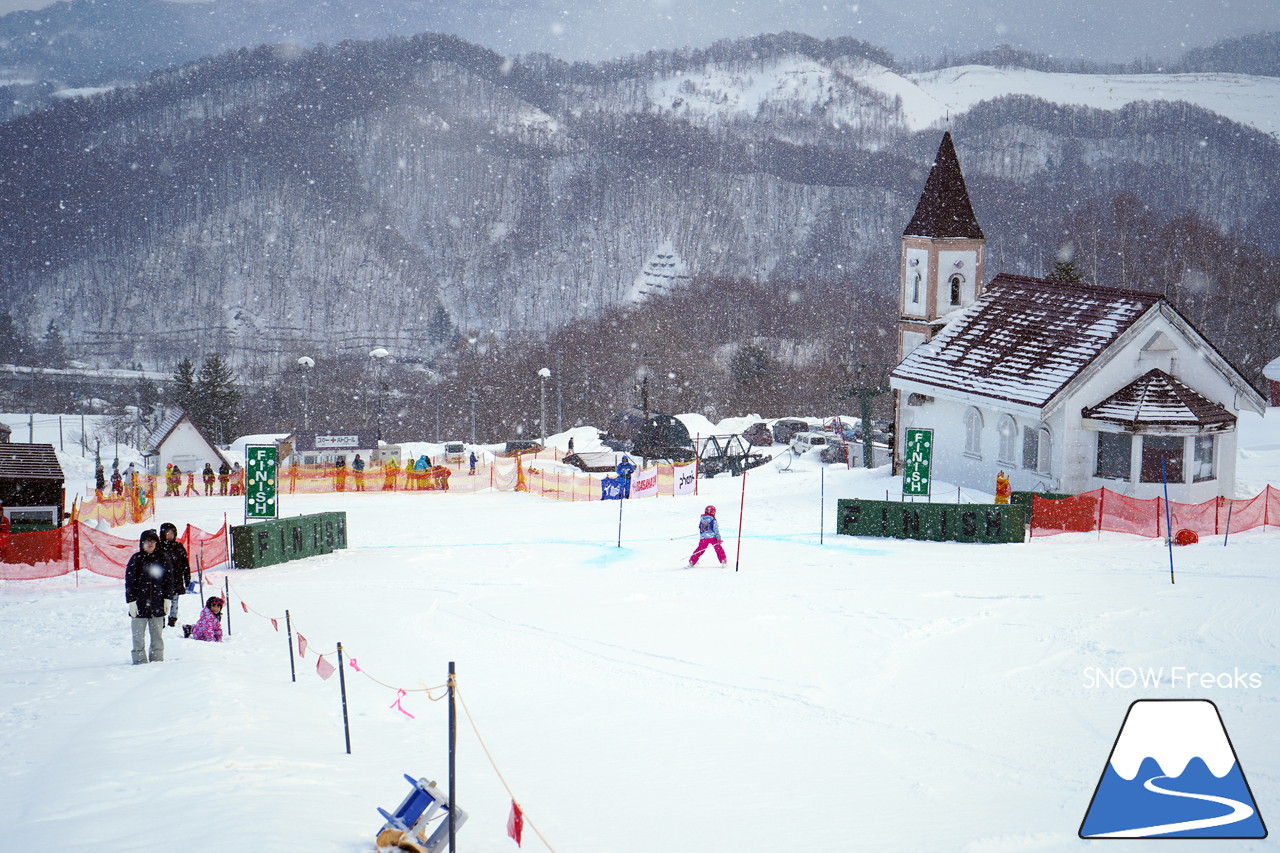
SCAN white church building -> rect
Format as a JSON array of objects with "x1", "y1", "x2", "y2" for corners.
[{"x1": 889, "y1": 133, "x2": 1266, "y2": 502}]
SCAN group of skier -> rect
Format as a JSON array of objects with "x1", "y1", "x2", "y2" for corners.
[{"x1": 123, "y1": 521, "x2": 222, "y2": 664}]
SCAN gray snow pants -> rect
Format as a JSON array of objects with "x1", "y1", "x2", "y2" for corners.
[{"x1": 131, "y1": 616, "x2": 165, "y2": 664}]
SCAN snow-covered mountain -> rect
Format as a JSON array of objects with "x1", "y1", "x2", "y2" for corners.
[{"x1": 1, "y1": 33, "x2": 1278, "y2": 374}]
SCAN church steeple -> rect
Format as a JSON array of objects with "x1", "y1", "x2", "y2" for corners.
[
  {"x1": 904, "y1": 131, "x2": 984, "y2": 239},
  {"x1": 897, "y1": 132, "x2": 986, "y2": 364}
]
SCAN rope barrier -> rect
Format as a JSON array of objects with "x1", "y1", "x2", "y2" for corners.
[
  {"x1": 214, "y1": 580, "x2": 559, "y2": 849},
  {"x1": 454, "y1": 683, "x2": 558, "y2": 853}
]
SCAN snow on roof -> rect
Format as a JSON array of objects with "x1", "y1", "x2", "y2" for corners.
[
  {"x1": 1264, "y1": 356, "x2": 1280, "y2": 382},
  {"x1": 1082, "y1": 369, "x2": 1236, "y2": 428},
  {"x1": 891, "y1": 274, "x2": 1160, "y2": 408}
]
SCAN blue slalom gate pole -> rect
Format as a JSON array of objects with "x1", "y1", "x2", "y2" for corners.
[{"x1": 819, "y1": 466, "x2": 825, "y2": 545}]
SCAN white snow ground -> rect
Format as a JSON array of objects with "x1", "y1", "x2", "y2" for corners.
[{"x1": 1, "y1": 411, "x2": 1277, "y2": 852}]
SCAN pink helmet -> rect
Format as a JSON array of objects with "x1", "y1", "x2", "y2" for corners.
[{"x1": 704, "y1": 505, "x2": 716, "y2": 516}]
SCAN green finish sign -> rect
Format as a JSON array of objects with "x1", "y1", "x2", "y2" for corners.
[
  {"x1": 836, "y1": 499, "x2": 1026, "y2": 544},
  {"x1": 245, "y1": 445, "x2": 279, "y2": 520},
  {"x1": 231, "y1": 511, "x2": 348, "y2": 569},
  {"x1": 902, "y1": 427, "x2": 934, "y2": 497}
]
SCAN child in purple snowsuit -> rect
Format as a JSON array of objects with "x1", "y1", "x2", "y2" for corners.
[
  {"x1": 186, "y1": 596, "x2": 224, "y2": 642},
  {"x1": 688, "y1": 505, "x2": 727, "y2": 567}
]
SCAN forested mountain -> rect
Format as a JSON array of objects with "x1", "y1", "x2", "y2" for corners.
[{"x1": 2, "y1": 31, "x2": 1278, "y2": 404}]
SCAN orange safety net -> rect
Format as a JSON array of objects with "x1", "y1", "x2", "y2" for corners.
[
  {"x1": 77, "y1": 480, "x2": 157, "y2": 527},
  {"x1": 0, "y1": 520, "x2": 229, "y2": 580},
  {"x1": 1031, "y1": 485, "x2": 1280, "y2": 539}
]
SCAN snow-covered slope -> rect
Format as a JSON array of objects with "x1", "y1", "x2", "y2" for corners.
[{"x1": 649, "y1": 57, "x2": 1280, "y2": 140}]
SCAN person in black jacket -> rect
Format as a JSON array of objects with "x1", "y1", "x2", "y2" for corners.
[
  {"x1": 158, "y1": 521, "x2": 191, "y2": 627},
  {"x1": 125, "y1": 529, "x2": 172, "y2": 664}
]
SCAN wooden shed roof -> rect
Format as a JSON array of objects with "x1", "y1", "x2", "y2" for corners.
[{"x1": 0, "y1": 443, "x2": 65, "y2": 481}]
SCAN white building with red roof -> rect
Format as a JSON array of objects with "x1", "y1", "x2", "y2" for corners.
[{"x1": 889, "y1": 134, "x2": 1266, "y2": 502}]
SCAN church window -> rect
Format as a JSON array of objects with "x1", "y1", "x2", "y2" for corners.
[
  {"x1": 949, "y1": 273, "x2": 965, "y2": 306},
  {"x1": 1140, "y1": 435, "x2": 1184, "y2": 483},
  {"x1": 963, "y1": 407, "x2": 983, "y2": 457},
  {"x1": 1193, "y1": 435, "x2": 1216, "y2": 482},
  {"x1": 997, "y1": 415, "x2": 1017, "y2": 464},
  {"x1": 911, "y1": 270, "x2": 922, "y2": 304},
  {"x1": 1095, "y1": 433, "x2": 1131, "y2": 480},
  {"x1": 1022, "y1": 426, "x2": 1045, "y2": 471}
]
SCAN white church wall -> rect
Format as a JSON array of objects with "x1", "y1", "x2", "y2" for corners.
[{"x1": 1049, "y1": 311, "x2": 1250, "y2": 501}]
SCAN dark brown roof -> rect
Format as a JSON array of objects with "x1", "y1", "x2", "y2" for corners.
[
  {"x1": 1082, "y1": 369, "x2": 1236, "y2": 428},
  {"x1": 903, "y1": 132, "x2": 984, "y2": 239},
  {"x1": 0, "y1": 443, "x2": 65, "y2": 481},
  {"x1": 891, "y1": 274, "x2": 1161, "y2": 407}
]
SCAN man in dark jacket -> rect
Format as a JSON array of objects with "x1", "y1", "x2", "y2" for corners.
[
  {"x1": 125, "y1": 529, "x2": 172, "y2": 664},
  {"x1": 158, "y1": 521, "x2": 191, "y2": 627},
  {"x1": 218, "y1": 461, "x2": 231, "y2": 496}
]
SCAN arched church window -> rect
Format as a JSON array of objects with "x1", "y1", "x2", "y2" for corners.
[
  {"x1": 997, "y1": 415, "x2": 1017, "y2": 464},
  {"x1": 963, "y1": 407, "x2": 983, "y2": 457},
  {"x1": 911, "y1": 270, "x2": 922, "y2": 304},
  {"x1": 949, "y1": 273, "x2": 965, "y2": 306}
]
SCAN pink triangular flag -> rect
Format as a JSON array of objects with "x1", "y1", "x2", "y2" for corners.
[
  {"x1": 316, "y1": 655, "x2": 336, "y2": 680},
  {"x1": 297, "y1": 633, "x2": 308, "y2": 658}
]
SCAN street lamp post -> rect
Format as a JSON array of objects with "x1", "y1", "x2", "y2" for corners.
[
  {"x1": 297, "y1": 356, "x2": 314, "y2": 431},
  {"x1": 369, "y1": 348, "x2": 390, "y2": 443},
  {"x1": 537, "y1": 367, "x2": 551, "y2": 444}
]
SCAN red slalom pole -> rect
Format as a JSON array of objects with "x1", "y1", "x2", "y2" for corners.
[{"x1": 734, "y1": 468, "x2": 747, "y2": 572}]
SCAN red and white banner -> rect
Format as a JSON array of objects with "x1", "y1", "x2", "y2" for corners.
[{"x1": 630, "y1": 466, "x2": 658, "y2": 499}]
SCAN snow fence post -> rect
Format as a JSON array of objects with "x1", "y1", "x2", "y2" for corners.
[
  {"x1": 224, "y1": 577, "x2": 232, "y2": 636},
  {"x1": 1223, "y1": 501, "x2": 1234, "y2": 547},
  {"x1": 337, "y1": 642, "x2": 351, "y2": 755}
]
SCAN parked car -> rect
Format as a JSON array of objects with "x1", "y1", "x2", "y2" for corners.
[
  {"x1": 771, "y1": 418, "x2": 810, "y2": 444},
  {"x1": 502, "y1": 439, "x2": 543, "y2": 455},
  {"x1": 442, "y1": 441, "x2": 467, "y2": 465},
  {"x1": 789, "y1": 432, "x2": 828, "y2": 454},
  {"x1": 820, "y1": 442, "x2": 849, "y2": 464},
  {"x1": 741, "y1": 422, "x2": 774, "y2": 447}
]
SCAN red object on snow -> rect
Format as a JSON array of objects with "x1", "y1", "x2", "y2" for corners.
[
  {"x1": 1173, "y1": 528, "x2": 1199, "y2": 546},
  {"x1": 507, "y1": 800, "x2": 524, "y2": 846}
]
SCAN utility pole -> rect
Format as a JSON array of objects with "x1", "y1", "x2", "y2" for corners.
[{"x1": 842, "y1": 332, "x2": 890, "y2": 469}]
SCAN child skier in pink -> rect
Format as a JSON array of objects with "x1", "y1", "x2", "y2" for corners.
[
  {"x1": 688, "y1": 505, "x2": 727, "y2": 567},
  {"x1": 185, "y1": 596, "x2": 224, "y2": 642}
]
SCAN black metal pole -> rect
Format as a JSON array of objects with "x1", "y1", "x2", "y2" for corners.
[
  {"x1": 1162, "y1": 458, "x2": 1175, "y2": 584},
  {"x1": 616, "y1": 493, "x2": 623, "y2": 548},
  {"x1": 337, "y1": 642, "x2": 351, "y2": 754},
  {"x1": 448, "y1": 661, "x2": 457, "y2": 852},
  {"x1": 285, "y1": 610, "x2": 296, "y2": 682},
  {"x1": 819, "y1": 466, "x2": 824, "y2": 545},
  {"x1": 224, "y1": 576, "x2": 231, "y2": 636},
  {"x1": 1223, "y1": 501, "x2": 1233, "y2": 547}
]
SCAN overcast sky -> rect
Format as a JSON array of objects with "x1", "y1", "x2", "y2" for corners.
[{"x1": 0, "y1": 0, "x2": 1276, "y2": 65}]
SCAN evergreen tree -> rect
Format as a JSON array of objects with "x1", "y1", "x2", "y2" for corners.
[
  {"x1": 194, "y1": 355, "x2": 241, "y2": 443},
  {"x1": 172, "y1": 357, "x2": 200, "y2": 419},
  {"x1": 0, "y1": 314, "x2": 32, "y2": 365},
  {"x1": 1045, "y1": 258, "x2": 1085, "y2": 283},
  {"x1": 41, "y1": 320, "x2": 68, "y2": 367}
]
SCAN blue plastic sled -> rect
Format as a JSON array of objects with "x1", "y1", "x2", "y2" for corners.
[{"x1": 375, "y1": 775, "x2": 467, "y2": 853}]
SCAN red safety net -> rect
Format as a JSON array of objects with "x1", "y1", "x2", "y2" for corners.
[
  {"x1": 0, "y1": 521, "x2": 229, "y2": 580},
  {"x1": 1032, "y1": 485, "x2": 1280, "y2": 539}
]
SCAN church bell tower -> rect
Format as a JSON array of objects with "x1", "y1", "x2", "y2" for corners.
[{"x1": 898, "y1": 132, "x2": 985, "y2": 363}]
